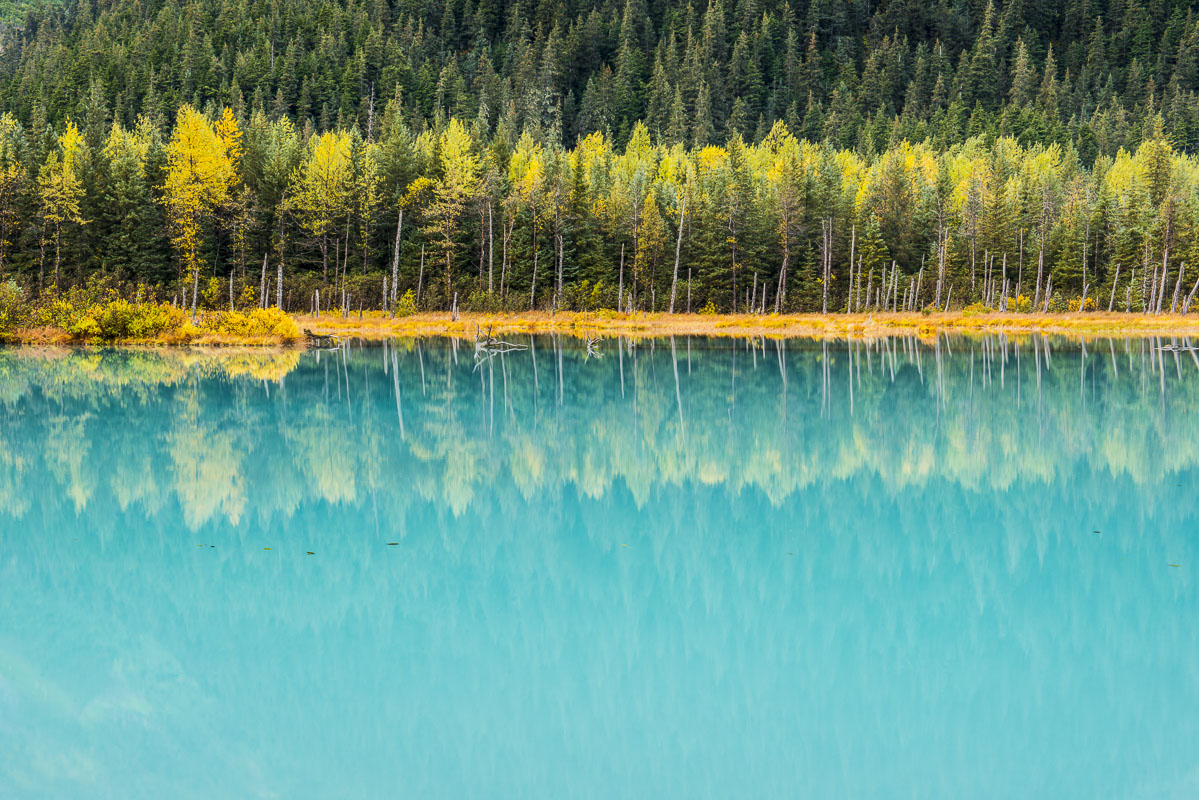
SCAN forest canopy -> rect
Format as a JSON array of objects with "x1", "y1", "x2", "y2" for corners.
[{"x1": 0, "y1": 0, "x2": 1196, "y2": 314}]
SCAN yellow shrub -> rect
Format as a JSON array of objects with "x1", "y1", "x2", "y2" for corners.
[
  {"x1": 395, "y1": 290, "x2": 417, "y2": 317},
  {"x1": 68, "y1": 315, "x2": 102, "y2": 339},
  {"x1": 202, "y1": 307, "x2": 301, "y2": 340},
  {"x1": 67, "y1": 299, "x2": 185, "y2": 341},
  {"x1": 961, "y1": 302, "x2": 992, "y2": 316}
]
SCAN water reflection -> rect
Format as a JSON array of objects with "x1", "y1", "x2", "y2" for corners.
[{"x1": 0, "y1": 337, "x2": 1197, "y2": 799}]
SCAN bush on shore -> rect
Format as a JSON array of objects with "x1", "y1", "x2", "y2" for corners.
[
  {"x1": 0, "y1": 279, "x2": 28, "y2": 337},
  {"x1": 3, "y1": 277, "x2": 303, "y2": 343}
]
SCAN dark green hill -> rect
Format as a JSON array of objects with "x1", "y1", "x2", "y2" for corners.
[{"x1": 0, "y1": 0, "x2": 1197, "y2": 153}]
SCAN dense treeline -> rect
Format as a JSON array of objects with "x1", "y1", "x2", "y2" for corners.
[
  {"x1": 0, "y1": 0, "x2": 1198, "y2": 312},
  {"x1": 1, "y1": 104, "x2": 1198, "y2": 315},
  {"x1": 5, "y1": 0, "x2": 1199, "y2": 155}
]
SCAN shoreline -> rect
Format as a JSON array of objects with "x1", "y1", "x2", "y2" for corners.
[
  {"x1": 300, "y1": 310, "x2": 1199, "y2": 342},
  {"x1": 9, "y1": 310, "x2": 1199, "y2": 346}
]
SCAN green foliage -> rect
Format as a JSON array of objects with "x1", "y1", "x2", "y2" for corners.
[
  {"x1": 0, "y1": 278, "x2": 25, "y2": 335},
  {"x1": 394, "y1": 290, "x2": 417, "y2": 318}
]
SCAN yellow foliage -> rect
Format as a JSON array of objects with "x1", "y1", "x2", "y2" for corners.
[{"x1": 164, "y1": 106, "x2": 239, "y2": 288}]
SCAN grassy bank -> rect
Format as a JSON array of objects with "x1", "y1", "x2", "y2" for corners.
[
  {"x1": 300, "y1": 310, "x2": 1199, "y2": 341},
  {"x1": 0, "y1": 283, "x2": 304, "y2": 346},
  {"x1": 11, "y1": 308, "x2": 1199, "y2": 346}
]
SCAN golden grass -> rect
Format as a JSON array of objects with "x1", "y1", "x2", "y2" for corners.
[
  {"x1": 298, "y1": 310, "x2": 1199, "y2": 341},
  {"x1": 13, "y1": 309, "x2": 1199, "y2": 347},
  {"x1": 5, "y1": 328, "x2": 301, "y2": 347}
]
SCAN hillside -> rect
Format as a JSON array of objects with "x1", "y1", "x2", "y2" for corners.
[
  {"x1": 0, "y1": 0, "x2": 1196, "y2": 155},
  {"x1": 0, "y1": 0, "x2": 1197, "y2": 320}
]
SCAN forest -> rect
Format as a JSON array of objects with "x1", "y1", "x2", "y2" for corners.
[{"x1": 1, "y1": 0, "x2": 1199, "y2": 314}]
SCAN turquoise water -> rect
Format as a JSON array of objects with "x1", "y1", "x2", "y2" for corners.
[{"x1": 0, "y1": 336, "x2": 1197, "y2": 799}]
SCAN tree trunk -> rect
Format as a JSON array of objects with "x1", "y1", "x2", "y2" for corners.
[
  {"x1": 260, "y1": 253, "x2": 268, "y2": 308},
  {"x1": 417, "y1": 244, "x2": 424, "y2": 302},
  {"x1": 391, "y1": 207, "x2": 402, "y2": 307},
  {"x1": 617, "y1": 243, "x2": 625, "y2": 311},
  {"x1": 669, "y1": 194, "x2": 686, "y2": 313},
  {"x1": 775, "y1": 221, "x2": 789, "y2": 314},
  {"x1": 845, "y1": 223, "x2": 856, "y2": 313},
  {"x1": 529, "y1": 203, "x2": 539, "y2": 310},
  {"x1": 54, "y1": 222, "x2": 61, "y2": 289}
]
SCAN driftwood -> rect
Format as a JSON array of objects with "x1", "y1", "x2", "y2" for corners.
[
  {"x1": 584, "y1": 332, "x2": 603, "y2": 360},
  {"x1": 472, "y1": 325, "x2": 527, "y2": 371},
  {"x1": 303, "y1": 329, "x2": 340, "y2": 348}
]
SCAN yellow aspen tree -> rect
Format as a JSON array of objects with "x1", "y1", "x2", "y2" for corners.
[
  {"x1": 37, "y1": 120, "x2": 87, "y2": 290},
  {"x1": 506, "y1": 133, "x2": 545, "y2": 308},
  {"x1": 214, "y1": 107, "x2": 253, "y2": 281},
  {"x1": 287, "y1": 130, "x2": 353, "y2": 282},
  {"x1": 423, "y1": 119, "x2": 480, "y2": 305},
  {"x1": 163, "y1": 105, "x2": 238, "y2": 318}
]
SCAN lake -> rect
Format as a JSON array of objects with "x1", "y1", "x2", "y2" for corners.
[{"x1": 0, "y1": 336, "x2": 1196, "y2": 799}]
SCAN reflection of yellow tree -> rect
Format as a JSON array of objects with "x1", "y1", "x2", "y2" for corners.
[
  {"x1": 168, "y1": 388, "x2": 246, "y2": 529},
  {"x1": 5, "y1": 341, "x2": 1199, "y2": 529},
  {"x1": 44, "y1": 414, "x2": 95, "y2": 512}
]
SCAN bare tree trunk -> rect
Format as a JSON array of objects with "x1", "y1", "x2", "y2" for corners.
[
  {"x1": 670, "y1": 194, "x2": 686, "y2": 313},
  {"x1": 391, "y1": 208, "x2": 402, "y2": 307},
  {"x1": 617, "y1": 243, "x2": 625, "y2": 311},
  {"x1": 915, "y1": 259, "x2": 923, "y2": 312},
  {"x1": 529, "y1": 204, "x2": 539, "y2": 310},
  {"x1": 845, "y1": 223, "x2": 855, "y2": 313},
  {"x1": 1184, "y1": 273, "x2": 1199, "y2": 314},
  {"x1": 1171, "y1": 261, "x2": 1185, "y2": 314},
  {"x1": 259, "y1": 253, "x2": 268, "y2": 308},
  {"x1": 1034, "y1": 239, "x2": 1045, "y2": 309},
  {"x1": 775, "y1": 216, "x2": 790, "y2": 314},
  {"x1": 1108, "y1": 264, "x2": 1120, "y2": 312},
  {"x1": 417, "y1": 244, "x2": 424, "y2": 302},
  {"x1": 935, "y1": 229, "x2": 946, "y2": 307},
  {"x1": 821, "y1": 218, "x2": 831, "y2": 314},
  {"x1": 1157, "y1": 248, "x2": 1170, "y2": 314}
]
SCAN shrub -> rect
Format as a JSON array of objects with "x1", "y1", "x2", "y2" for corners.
[
  {"x1": 68, "y1": 315, "x2": 102, "y2": 339},
  {"x1": 699, "y1": 300, "x2": 718, "y2": 315},
  {"x1": 961, "y1": 301, "x2": 991, "y2": 317},
  {"x1": 0, "y1": 279, "x2": 27, "y2": 336},
  {"x1": 251, "y1": 307, "x2": 301, "y2": 339},
  {"x1": 201, "y1": 307, "x2": 301, "y2": 340},
  {"x1": 394, "y1": 290, "x2": 417, "y2": 317},
  {"x1": 68, "y1": 299, "x2": 186, "y2": 341},
  {"x1": 1014, "y1": 294, "x2": 1033, "y2": 313}
]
